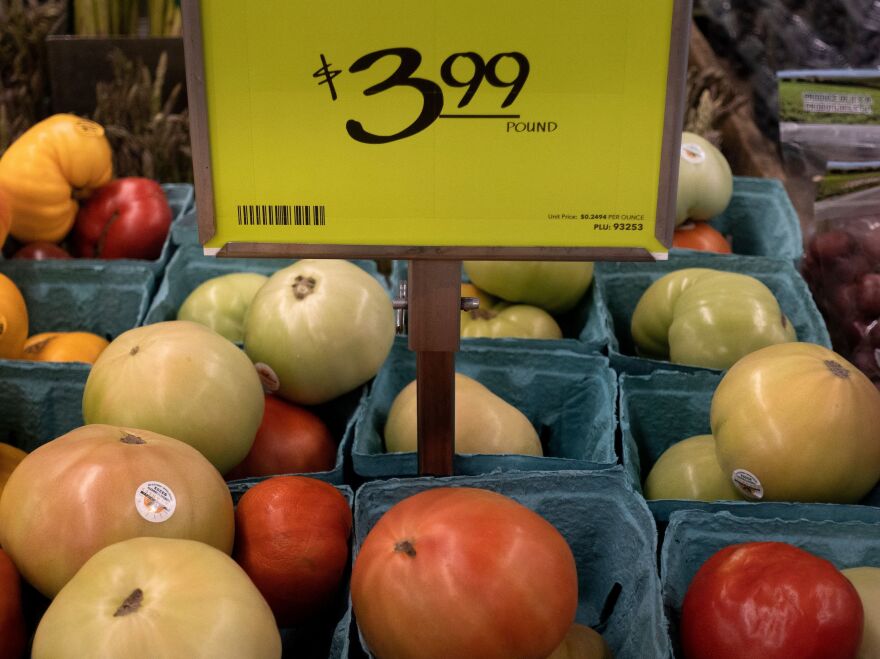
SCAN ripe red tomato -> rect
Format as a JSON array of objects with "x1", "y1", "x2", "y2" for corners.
[
  {"x1": 673, "y1": 221, "x2": 732, "y2": 253},
  {"x1": 0, "y1": 548, "x2": 26, "y2": 659},
  {"x1": 351, "y1": 487, "x2": 578, "y2": 659},
  {"x1": 71, "y1": 177, "x2": 172, "y2": 259},
  {"x1": 233, "y1": 476, "x2": 351, "y2": 627},
  {"x1": 681, "y1": 542, "x2": 863, "y2": 659},
  {"x1": 224, "y1": 395, "x2": 336, "y2": 479},
  {"x1": 11, "y1": 241, "x2": 71, "y2": 260}
]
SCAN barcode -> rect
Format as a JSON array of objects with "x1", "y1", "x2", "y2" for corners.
[{"x1": 236, "y1": 205, "x2": 326, "y2": 226}]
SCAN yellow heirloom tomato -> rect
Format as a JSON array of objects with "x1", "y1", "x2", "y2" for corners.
[
  {"x1": 0, "y1": 114, "x2": 113, "y2": 243},
  {"x1": 0, "y1": 274, "x2": 28, "y2": 359}
]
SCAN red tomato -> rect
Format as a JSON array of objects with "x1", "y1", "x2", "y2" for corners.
[
  {"x1": 0, "y1": 549, "x2": 26, "y2": 659},
  {"x1": 673, "y1": 221, "x2": 732, "y2": 253},
  {"x1": 233, "y1": 476, "x2": 351, "y2": 626},
  {"x1": 681, "y1": 542, "x2": 863, "y2": 659},
  {"x1": 224, "y1": 395, "x2": 336, "y2": 479},
  {"x1": 351, "y1": 487, "x2": 578, "y2": 659},
  {"x1": 71, "y1": 177, "x2": 172, "y2": 259},
  {"x1": 11, "y1": 241, "x2": 71, "y2": 260}
]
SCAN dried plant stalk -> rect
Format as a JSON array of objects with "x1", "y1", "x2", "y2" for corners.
[
  {"x1": 92, "y1": 49, "x2": 192, "y2": 182},
  {"x1": 0, "y1": 0, "x2": 67, "y2": 153},
  {"x1": 683, "y1": 65, "x2": 747, "y2": 148}
]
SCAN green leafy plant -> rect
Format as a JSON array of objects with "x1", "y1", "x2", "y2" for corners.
[{"x1": 92, "y1": 49, "x2": 192, "y2": 182}]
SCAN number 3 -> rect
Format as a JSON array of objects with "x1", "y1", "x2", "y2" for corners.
[{"x1": 346, "y1": 47, "x2": 444, "y2": 144}]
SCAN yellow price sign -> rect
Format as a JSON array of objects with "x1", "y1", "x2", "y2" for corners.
[{"x1": 182, "y1": 0, "x2": 690, "y2": 260}]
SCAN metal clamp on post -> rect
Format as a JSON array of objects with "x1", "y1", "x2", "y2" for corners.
[{"x1": 393, "y1": 279, "x2": 480, "y2": 336}]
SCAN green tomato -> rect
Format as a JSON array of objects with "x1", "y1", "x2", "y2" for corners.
[
  {"x1": 384, "y1": 373, "x2": 542, "y2": 456},
  {"x1": 82, "y1": 321, "x2": 265, "y2": 474},
  {"x1": 463, "y1": 261, "x2": 593, "y2": 313},
  {"x1": 631, "y1": 268, "x2": 796, "y2": 369},
  {"x1": 32, "y1": 538, "x2": 281, "y2": 659},
  {"x1": 711, "y1": 343, "x2": 880, "y2": 503},
  {"x1": 177, "y1": 272, "x2": 268, "y2": 343},
  {"x1": 644, "y1": 434, "x2": 742, "y2": 501},
  {"x1": 244, "y1": 260, "x2": 394, "y2": 405},
  {"x1": 676, "y1": 131, "x2": 733, "y2": 226},
  {"x1": 842, "y1": 567, "x2": 880, "y2": 659},
  {"x1": 460, "y1": 301, "x2": 562, "y2": 339}
]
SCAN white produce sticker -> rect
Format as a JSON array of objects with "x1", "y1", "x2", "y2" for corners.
[
  {"x1": 681, "y1": 142, "x2": 706, "y2": 164},
  {"x1": 255, "y1": 362, "x2": 280, "y2": 393},
  {"x1": 732, "y1": 469, "x2": 764, "y2": 500},
  {"x1": 135, "y1": 481, "x2": 176, "y2": 523}
]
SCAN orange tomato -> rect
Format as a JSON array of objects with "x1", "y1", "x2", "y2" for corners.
[
  {"x1": 0, "y1": 274, "x2": 28, "y2": 359},
  {"x1": 21, "y1": 331, "x2": 109, "y2": 364},
  {"x1": 234, "y1": 476, "x2": 352, "y2": 626},
  {"x1": 673, "y1": 221, "x2": 732, "y2": 254},
  {"x1": 0, "y1": 187, "x2": 10, "y2": 249}
]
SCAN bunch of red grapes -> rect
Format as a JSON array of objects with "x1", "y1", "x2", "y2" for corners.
[{"x1": 802, "y1": 216, "x2": 880, "y2": 388}]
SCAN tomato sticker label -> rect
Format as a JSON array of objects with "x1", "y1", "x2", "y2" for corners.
[
  {"x1": 135, "y1": 481, "x2": 176, "y2": 523},
  {"x1": 732, "y1": 469, "x2": 764, "y2": 500},
  {"x1": 681, "y1": 142, "x2": 706, "y2": 164},
  {"x1": 255, "y1": 362, "x2": 280, "y2": 393}
]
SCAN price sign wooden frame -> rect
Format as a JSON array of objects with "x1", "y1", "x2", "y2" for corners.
[{"x1": 180, "y1": 0, "x2": 691, "y2": 476}]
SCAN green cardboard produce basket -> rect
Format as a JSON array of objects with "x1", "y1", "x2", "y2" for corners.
[
  {"x1": 231, "y1": 481, "x2": 354, "y2": 659},
  {"x1": 0, "y1": 361, "x2": 86, "y2": 451},
  {"x1": 352, "y1": 469, "x2": 672, "y2": 659},
  {"x1": 595, "y1": 254, "x2": 831, "y2": 375},
  {"x1": 389, "y1": 260, "x2": 611, "y2": 354},
  {"x1": 351, "y1": 336, "x2": 618, "y2": 479},
  {"x1": 674, "y1": 177, "x2": 804, "y2": 259},
  {"x1": 661, "y1": 509, "x2": 880, "y2": 657},
  {"x1": 144, "y1": 244, "x2": 393, "y2": 326},
  {"x1": 619, "y1": 370, "x2": 880, "y2": 528}
]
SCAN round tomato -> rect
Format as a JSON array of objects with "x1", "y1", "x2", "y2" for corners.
[
  {"x1": 644, "y1": 435, "x2": 741, "y2": 502},
  {"x1": 548, "y1": 624, "x2": 612, "y2": 659},
  {"x1": 384, "y1": 373, "x2": 541, "y2": 456},
  {"x1": 463, "y1": 261, "x2": 593, "y2": 314},
  {"x1": 351, "y1": 487, "x2": 578, "y2": 659},
  {"x1": 842, "y1": 566, "x2": 880, "y2": 659},
  {"x1": 673, "y1": 222, "x2": 732, "y2": 253},
  {"x1": 11, "y1": 241, "x2": 71, "y2": 260},
  {"x1": 0, "y1": 424, "x2": 234, "y2": 597},
  {"x1": 461, "y1": 302, "x2": 563, "y2": 339},
  {"x1": 71, "y1": 177, "x2": 172, "y2": 260},
  {"x1": 244, "y1": 260, "x2": 394, "y2": 405},
  {"x1": 0, "y1": 274, "x2": 27, "y2": 359},
  {"x1": 21, "y1": 331, "x2": 109, "y2": 364},
  {"x1": 0, "y1": 549, "x2": 25, "y2": 659},
  {"x1": 681, "y1": 542, "x2": 863, "y2": 659},
  {"x1": 676, "y1": 131, "x2": 733, "y2": 226},
  {"x1": 225, "y1": 395, "x2": 337, "y2": 479},
  {"x1": 32, "y1": 537, "x2": 281, "y2": 659},
  {"x1": 0, "y1": 188, "x2": 11, "y2": 250},
  {"x1": 82, "y1": 321, "x2": 264, "y2": 474},
  {"x1": 177, "y1": 272, "x2": 269, "y2": 344},
  {"x1": 0, "y1": 443, "x2": 26, "y2": 502},
  {"x1": 234, "y1": 476, "x2": 351, "y2": 626},
  {"x1": 711, "y1": 343, "x2": 880, "y2": 502}
]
